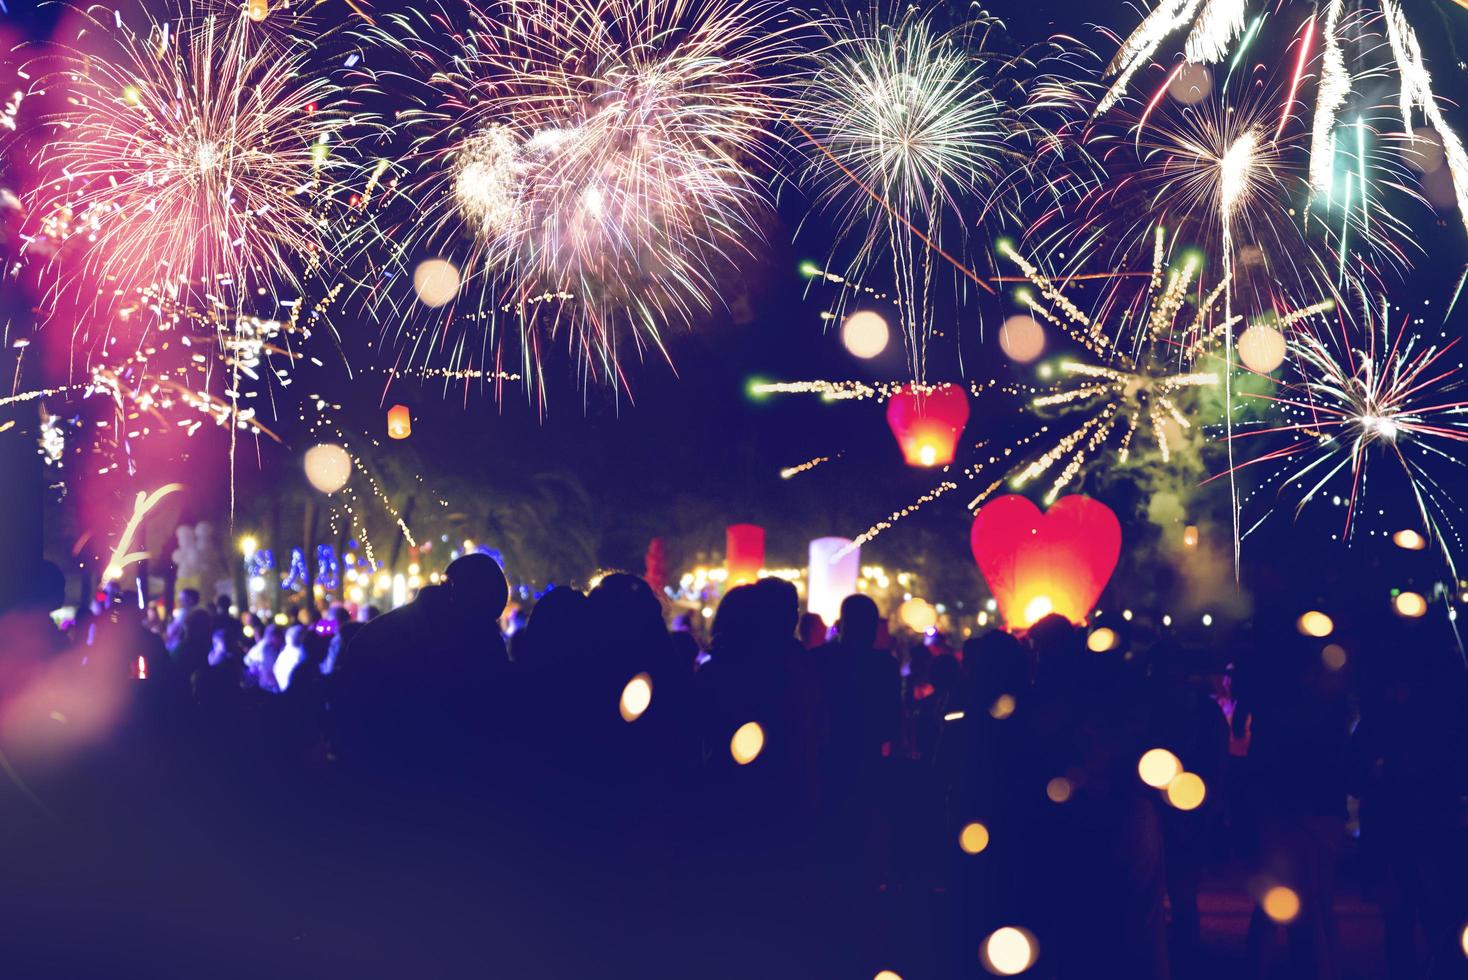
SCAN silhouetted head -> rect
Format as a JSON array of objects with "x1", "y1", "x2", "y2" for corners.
[
  {"x1": 1028, "y1": 613, "x2": 1085, "y2": 687},
  {"x1": 964, "y1": 629, "x2": 1029, "y2": 696},
  {"x1": 178, "y1": 587, "x2": 201, "y2": 610},
  {"x1": 798, "y1": 612, "x2": 827, "y2": 649},
  {"x1": 22, "y1": 560, "x2": 66, "y2": 612},
  {"x1": 523, "y1": 586, "x2": 591, "y2": 662},
  {"x1": 711, "y1": 584, "x2": 760, "y2": 654},
  {"x1": 214, "y1": 595, "x2": 233, "y2": 616},
  {"x1": 837, "y1": 593, "x2": 881, "y2": 649},
  {"x1": 285, "y1": 624, "x2": 306, "y2": 648},
  {"x1": 262, "y1": 623, "x2": 285, "y2": 648},
  {"x1": 587, "y1": 573, "x2": 665, "y2": 649},
  {"x1": 752, "y1": 576, "x2": 801, "y2": 640},
  {"x1": 445, "y1": 553, "x2": 509, "y2": 622}
]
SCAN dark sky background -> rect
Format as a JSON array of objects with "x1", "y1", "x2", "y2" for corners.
[{"x1": 6, "y1": 0, "x2": 1468, "y2": 619}]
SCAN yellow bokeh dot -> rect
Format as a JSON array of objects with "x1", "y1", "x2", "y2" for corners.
[
  {"x1": 619, "y1": 672, "x2": 652, "y2": 722},
  {"x1": 982, "y1": 926, "x2": 1037, "y2": 976},
  {"x1": 958, "y1": 822, "x2": 990, "y2": 855},
  {"x1": 1459, "y1": 922, "x2": 1467, "y2": 957},
  {"x1": 730, "y1": 721, "x2": 765, "y2": 765},
  {"x1": 1393, "y1": 591, "x2": 1427, "y2": 618},
  {"x1": 842, "y1": 311, "x2": 890, "y2": 360},
  {"x1": 989, "y1": 694, "x2": 1016, "y2": 720},
  {"x1": 1087, "y1": 627, "x2": 1118, "y2": 653},
  {"x1": 873, "y1": 971, "x2": 903, "y2": 980},
  {"x1": 1321, "y1": 644, "x2": 1347, "y2": 671},
  {"x1": 1297, "y1": 610, "x2": 1334, "y2": 638},
  {"x1": 1166, "y1": 772, "x2": 1207, "y2": 811},
  {"x1": 1137, "y1": 748, "x2": 1182, "y2": 789},
  {"x1": 1261, "y1": 885, "x2": 1301, "y2": 924},
  {"x1": 1046, "y1": 777, "x2": 1072, "y2": 803}
]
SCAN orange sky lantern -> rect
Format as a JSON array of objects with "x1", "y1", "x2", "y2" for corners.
[
  {"x1": 970, "y1": 494, "x2": 1121, "y2": 628},
  {"x1": 885, "y1": 383, "x2": 969, "y2": 467},
  {"x1": 387, "y1": 404, "x2": 412, "y2": 440}
]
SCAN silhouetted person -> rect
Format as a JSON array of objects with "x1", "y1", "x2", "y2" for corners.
[
  {"x1": 1236, "y1": 620, "x2": 1351, "y2": 980},
  {"x1": 1018, "y1": 614, "x2": 1168, "y2": 979},
  {"x1": 335, "y1": 553, "x2": 510, "y2": 783},
  {"x1": 166, "y1": 587, "x2": 213, "y2": 676},
  {"x1": 1350, "y1": 615, "x2": 1468, "y2": 980}
]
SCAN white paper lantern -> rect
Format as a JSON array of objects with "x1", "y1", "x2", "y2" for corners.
[{"x1": 808, "y1": 537, "x2": 859, "y2": 626}]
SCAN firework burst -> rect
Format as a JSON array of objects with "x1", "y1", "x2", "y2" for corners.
[
  {"x1": 994, "y1": 228, "x2": 1232, "y2": 504},
  {"x1": 794, "y1": 7, "x2": 1091, "y2": 379},
  {"x1": 1228, "y1": 301, "x2": 1468, "y2": 572},
  {"x1": 348, "y1": 0, "x2": 806, "y2": 398},
  {"x1": 1093, "y1": 0, "x2": 1468, "y2": 236},
  {"x1": 1030, "y1": 74, "x2": 1425, "y2": 312},
  {"x1": 22, "y1": 2, "x2": 341, "y2": 329}
]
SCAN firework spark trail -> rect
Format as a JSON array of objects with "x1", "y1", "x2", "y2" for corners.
[
  {"x1": 779, "y1": 455, "x2": 838, "y2": 479},
  {"x1": 350, "y1": 0, "x2": 805, "y2": 398},
  {"x1": 24, "y1": 3, "x2": 340, "y2": 325},
  {"x1": 1382, "y1": 0, "x2": 1468, "y2": 237}
]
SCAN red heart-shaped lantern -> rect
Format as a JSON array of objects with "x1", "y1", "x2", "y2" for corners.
[
  {"x1": 970, "y1": 494, "x2": 1121, "y2": 628},
  {"x1": 886, "y1": 383, "x2": 969, "y2": 467}
]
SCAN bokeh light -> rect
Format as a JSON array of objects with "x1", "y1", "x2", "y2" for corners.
[
  {"x1": 958, "y1": 821, "x2": 990, "y2": 855},
  {"x1": 842, "y1": 311, "x2": 890, "y2": 359},
  {"x1": 898, "y1": 597, "x2": 937, "y2": 632},
  {"x1": 1046, "y1": 777, "x2": 1072, "y2": 803},
  {"x1": 1321, "y1": 644, "x2": 1348, "y2": 671},
  {"x1": 1165, "y1": 772, "x2": 1206, "y2": 811},
  {"x1": 982, "y1": 926, "x2": 1037, "y2": 976},
  {"x1": 303, "y1": 444, "x2": 352, "y2": 494},
  {"x1": 1137, "y1": 748, "x2": 1182, "y2": 789},
  {"x1": 730, "y1": 721, "x2": 765, "y2": 765},
  {"x1": 1261, "y1": 885, "x2": 1301, "y2": 924},
  {"x1": 412, "y1": 259, "x2": 462, "y2": 307},
  {"x1": 1296, "y1": 611, "x2": 1334, "y2": 638},
  {"x1": 1238, "y1": 323, "x2": 1287, "y2": 374},
  {"x1": 1168, "y1": 62, "x2": 1212, "y2": 104},
  {"x1": 619, "y1": 672, "x2": 653, "y2": 722},
  {"x1": 1392, "y1": 528, "x2": 1427, "y2": 550},
  {"x1": 998, "y1": 315, "x2": 1045, "y2": 363},
  {"x1": 1086, "y1": 627, "x2": 1118, "y2": 653},
  {"x1": 1393, "y1": 591, "x2": 1427, "y2": 618},
  {"x1": 989, "y1": 694, "x2": 1016, "y2": 720}
]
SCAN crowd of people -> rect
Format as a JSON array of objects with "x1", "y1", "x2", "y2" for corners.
[{"x1": 1, "y1": 553, "x2": 1466, "y2": 979}]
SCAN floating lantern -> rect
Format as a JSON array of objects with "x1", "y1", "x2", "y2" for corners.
[
  {"x1": 303, "y1": 443, "x2": 352, "y2": 494},
  {"x1": 885, "y1": 383, "x2": 969, "y2": 467},
  {"x1": 725, "y1": 524, "x2": 765, "y2": 586},
  {"x1": 246, "y1": 0, "x2": 269, "y2": 22},
  {"x1": 387, "y1": 403, "x2": 412, "y2": 440},
  {"x1": 808, "y1": 537, "x2": 859, "y2": 625},
  {"x1": 970, "y1": 495, "x2": 1121, "y2": 628}
]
